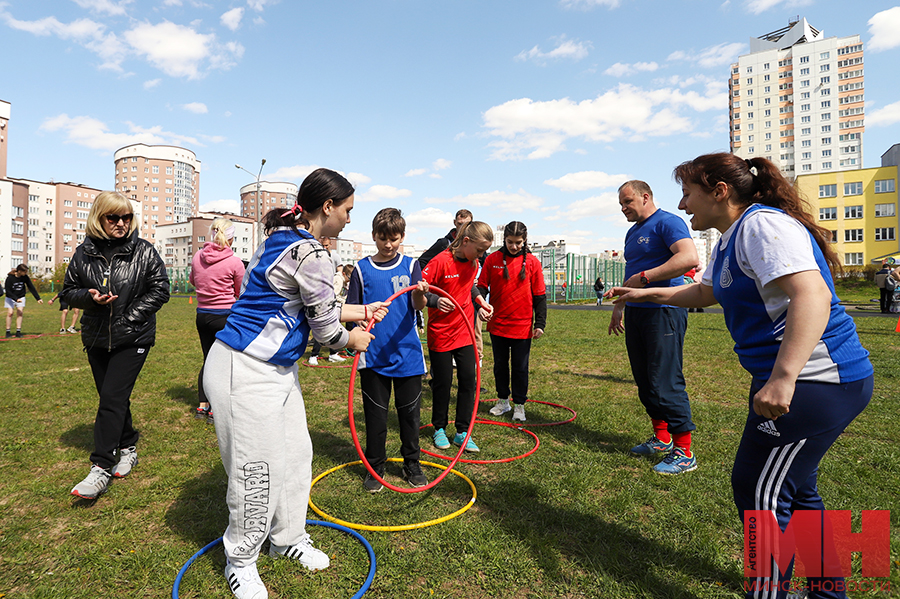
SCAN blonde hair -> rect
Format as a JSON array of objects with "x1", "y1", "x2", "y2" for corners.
[
  {"x1": 449, "y1": 221, "x2": 493, "y2": 252},
  {"x1": 210, "y1": 217, "x2": 235, "y2": 248},
  {"x1": 86, "y1": 191, "x2": 138, "y2": 239}
]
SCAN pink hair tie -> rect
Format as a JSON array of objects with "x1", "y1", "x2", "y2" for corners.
[{"x1": 281, "y1": 203, "x2": 303, "y2": 218}]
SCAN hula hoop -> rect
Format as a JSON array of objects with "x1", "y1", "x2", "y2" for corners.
[
  {"x1": 478, "y1": 398, "x2": 577, "y2": 427},
  {"x1": 347, "y1": 284, "x2": 481, "y2": 493},
  {"x1": 419, "y1": 420, "x2": 540, "y2": 464},
  {"x1": 308, "y1": 458, "x2": 477, "y2": 532},
  {"x1": 171, "y1": 520, "x2": 376, "y2": 599}
]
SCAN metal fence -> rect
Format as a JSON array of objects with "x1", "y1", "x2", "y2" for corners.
[{"x1": 533, "y1": 248, "x2": 626, "y2": 303}]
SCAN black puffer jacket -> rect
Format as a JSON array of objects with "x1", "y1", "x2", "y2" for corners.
[{"x1": 61, "y1": 230, "x2": 170, "y2": 350}]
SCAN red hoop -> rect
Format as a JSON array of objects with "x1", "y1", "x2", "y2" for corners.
[
  {"x1": 478, "y1": 398, "x2": 577, "y2": 427},
  {"x1": 347, "y1": 284, "x2": 481, "y2": 493},
  {"x1": 419, "y1": 420, "x2": 540, "y2": 464}
]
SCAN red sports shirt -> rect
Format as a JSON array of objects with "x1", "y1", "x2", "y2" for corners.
[
  {"x1": 477, "y1": 251, "x2": 545, "y2": 339},
  {"x1": 422, "y1": 249, "x2": 477, "y2": 352}
]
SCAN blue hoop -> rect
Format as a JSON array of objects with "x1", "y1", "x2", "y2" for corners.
[{"x1": 171, "y1": 519, "x2": 376, "y2": 599}]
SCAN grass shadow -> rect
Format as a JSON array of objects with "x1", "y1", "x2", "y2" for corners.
[
  {"x1": 167, "y1": 384, "x2": 198, "y2": 407},
  {"x1": 164, "y1": 462, "x2": 229, "y2": 549},
  {"x1": 59, "y1": 422, "x2": 94, "y2": 451}
]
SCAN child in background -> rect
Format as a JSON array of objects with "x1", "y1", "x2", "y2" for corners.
[
  {"x1": 5, "y1": 264, "x2": 43, "y2": 338},
  {"x1": 347, "y1": 208, "x2": 429, "y2": 492},
  {"x1": 48, "y1": 292, "x2": 80, "y2": 333},
  {"x1": 477, "y1": 221, "x2": 547, "y2": 422},
  {"x1": 423, "y1": 221, "x2": 494, "y2": 453}
]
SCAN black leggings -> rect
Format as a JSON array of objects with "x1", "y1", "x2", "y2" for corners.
[
  {"x1": 490, "y1": 334, "x2": 532, "y2": 405},
  {"x1": 86, "y1": 345, "x2": 150, "y2": 469},
  {"x1": 429, "y1": 345, "x2": 476, "y2": 433},
  {"x1": 196, "y1": 311, "x2": 230, "y2": 405},
  {"x1": 360, "y1": 371, "x2": 422, "y2": 469}
]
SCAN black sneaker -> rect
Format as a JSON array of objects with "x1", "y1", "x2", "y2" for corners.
[
  {"x1": 15, "y1": 331, "x2": 23, "y2": 338},
  {"x1": 403, "y1": 461, "x2": 428, "y2": 488},
  {"x1": 363, "y1": 466, "x2": 385, "y2": 493}
]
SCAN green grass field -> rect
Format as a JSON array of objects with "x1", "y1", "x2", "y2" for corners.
[{"x1": 0, "y1": 297, "x2": 897, "y2": 598}]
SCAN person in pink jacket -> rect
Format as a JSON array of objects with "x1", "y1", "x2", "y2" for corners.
[{"x1": 189, "y1": 218, "x2": 246, "y2": 422}]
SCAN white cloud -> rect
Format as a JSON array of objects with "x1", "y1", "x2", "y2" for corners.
[
  {"x1": 163, "y1": 0, "x2": 182, "y2": 5},
  {"x1": 0, "y1": 11, "x2": 128, "y2": 71},
  {"x1": 563, "y1": 192, "x2": 621, "y2": 221},
  {"x1": 346, "y1": 172, "x2": 372, "y2": 186},
  {"x1": 516, "y1": 36, "x2": 592, "y2": 64},
  {"x1": 429, "y1": 173, "x2": 442, "y2": 179},
  {"x1": 868, "y1": 7, "x2": 900, "y2": 52},
  {"x1": 39, "y1": 114, "x2": 200, "y2": 151},
  {"x1": 482, "y1": 83, "x2": 725, "y2": 160},
  {"x1": 604, "y1": 61, "x2": 659, "y2": 77},
  {"x1": 220, "y1": 7, "x2": 244, "y2": 31},
  {"x1": 560, "y1": 0, "x2": 621, "y2": 9},
  {"x1": 667, "y1": 42, "x2": 746, "y2": 68},
  {"x1": 182, "y1": 102, "x2": 208, "y2": 114},
  {"x1": 73, "y1": 0, "x2": 133, "y2": 16},
  {"x1": 406, "y1": 207, "x2": 456, "y2": 229},
  {"x1": 432, "y1": 158, "x2": 452, "y2": 170},
  {"x1": 544, "y1": 171, "x2": 630, "y2": 192},
  {"x1": 358, "y1": 185, "x2": 413, "y2": 202},
  {"x1": 247, "y1": 0, "x2": 272, "y2": 11},
  {"x1": 867, "y1": 100, "x2": 900, "y2": 127},
  {"x1": 744, "y1": 0, "x2": 811, "y2": 15},
  {"x1": 199, "y1": 199, "x2": 240, "y2": 214},
  {"x1": 198, "y1": 133, "x2": 226, "y2": 143},
  {"x1": 268, "y1": 165, "x2": 321, "y2": 181},
  {"x1": 404, "y1": 168, "x2": 427, "y2": 177},
  {"x1": 425, "y1": 190, "x2": 543, "y2": 214},
  {"x1": 143, "y1": 78, "x2": 161, "y2": 89},
  {"x1": 124, "y1": 21, "x2": 243, "y2": 79}
]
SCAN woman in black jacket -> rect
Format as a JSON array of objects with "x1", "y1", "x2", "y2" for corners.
[{"x1": 61, "y1": 191, "x2": 170, "y2": 499}]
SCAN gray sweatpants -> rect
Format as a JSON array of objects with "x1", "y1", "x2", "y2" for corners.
[{"x1": 205, "y1": 340, "x2": 313, "y2": 567}]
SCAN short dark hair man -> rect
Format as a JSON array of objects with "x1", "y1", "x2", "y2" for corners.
[{"x1": 609, "y1": 180, "x2": 699, "y2": 476}]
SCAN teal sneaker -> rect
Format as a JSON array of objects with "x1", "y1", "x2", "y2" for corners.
[
  {"x1": 433, "y1": 428, "x2": 450, "y2": 450},
  {"x1": 452, "y1": 432, "x2": 480, "y2": 453},
  {"x1": 653, "y1": 447, "x2": 697, "y2": 475},
  {"x1": 630, "y1": 435, "x2": 674, "y2": 456}
]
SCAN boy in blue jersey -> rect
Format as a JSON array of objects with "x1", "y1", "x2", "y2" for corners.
[{"x1": 347, "y1": 208, "x2": 429, "y2": 492}]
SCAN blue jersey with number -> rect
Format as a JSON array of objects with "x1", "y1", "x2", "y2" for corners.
[{"x1": 350, "y1": 254, "x2": 426, "y2": 377}]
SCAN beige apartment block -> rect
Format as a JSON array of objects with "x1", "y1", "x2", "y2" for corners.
[
  {"x1": 730, "y1": 18, "x2": 864, "y2": 178},
  {"x1": 157, "y1": 213, "x2": 258, "y2": 284},
  {"x1": 239, "y1": 180, "x2": 298, "y2": 222},
  {"x1": 114, "y1": 144, "x2": 201, "y2": 251}
]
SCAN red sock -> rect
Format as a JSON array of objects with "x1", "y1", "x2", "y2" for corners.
[
  {"x1": 672, "y1": 431, "x2": 692, "y2": 458},
  {"x1": 652, "y1": 419, "x2": 671, "y2": 444}
]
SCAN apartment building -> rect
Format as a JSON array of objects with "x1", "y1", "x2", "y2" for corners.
[
  {"x1": 157, "y1": 213, "x2": 258, "y2": 282},
  {"x1": 730, "y1": 18, "x2": 864, "y2": 178},
  {"x1": 239, "y1": 181, "x2": 298, "y2": 222},
  {"x1": 796, "y1": 145, "x2": 899, "y2": 267},
  {"x1": 114, "y1": 144, "x2": 201, "y2": 250}
]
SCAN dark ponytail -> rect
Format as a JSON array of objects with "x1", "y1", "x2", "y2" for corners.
[
  {"x1": 501, "y1": 221, "x2": 530, "y2": 280},
  {"x1": 268, "y1": 168, "x2": 355, "y2": 236},
  {"x1": 674, "y1": 153, "x2": 839, "y2": 272}
]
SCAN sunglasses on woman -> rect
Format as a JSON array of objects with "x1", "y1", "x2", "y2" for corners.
[{"x1": 105, "y1": 213, "x2": 134, "y2": 224}]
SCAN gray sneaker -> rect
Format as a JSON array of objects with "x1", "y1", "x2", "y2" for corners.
[
  {"x1": 71, "y1": 465, "x2": 111, "y2": 499},
  {"x1": 113, "y1": 446, "x2": 138, "y2": 478}
]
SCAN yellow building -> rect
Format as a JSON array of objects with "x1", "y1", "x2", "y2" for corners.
[{"x1": 797, "y1": 160, "x2": 899, "y2": 266}]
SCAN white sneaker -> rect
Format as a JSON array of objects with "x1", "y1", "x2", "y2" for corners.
[
  {"x1": 489, "y1": 399, "x2": 511, "y2": 416},
  {"x1": 308, "y1": 356, "x2": 318, "y2": 366},
  {"x1": 327, "y1": 353, "x2": 346, "y2": 363},
  {"x1": 71, "y1": 465, "x2": 111, "y2": 499},
  {"x1": 59, "y1": 328, "x2": 66, "y2": 334},
  {"x1": 113, "y1": 446, "x2": 138, "y2": 478},
  {"x1": 67, "y1": 326, "x2": 78, "y2": 334},
  {"x1": 225, "y1": 561, "x2": 268, "y2": 599},
  {"x1": 513, "y1": 404, "x2": 526, "y2": 422},
  {"x1": 269, "y1": 534, "x2": 330, "y2": 571}
]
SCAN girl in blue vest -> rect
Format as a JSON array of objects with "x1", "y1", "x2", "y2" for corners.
[
  {"x1": 205, "y1": 168, "x2": 388, "y2": 599},
  {"x1": 608, "y1": 153, "x2": 872, "y2": 599}
]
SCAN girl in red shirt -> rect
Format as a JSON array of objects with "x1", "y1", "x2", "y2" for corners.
[
  {"x1": 422, "y1": 221, "x2": 494, "y2": 453},
  {"x1": 477, "y1": 221, "x2": 547, "y2": 422}
]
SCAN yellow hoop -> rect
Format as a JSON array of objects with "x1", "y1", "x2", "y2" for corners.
[{"x1": 308, "y1": 458, "x2": 477, "y2": 532}]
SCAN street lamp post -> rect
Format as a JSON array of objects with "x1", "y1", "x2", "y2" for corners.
[{"x1": 235, "y1": 158, "x2": 266, "y2": 249}]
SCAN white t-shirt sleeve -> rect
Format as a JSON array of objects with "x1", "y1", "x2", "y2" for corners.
[{"x1": 735, "y1": 210, "x2": 820, "y2": 287}]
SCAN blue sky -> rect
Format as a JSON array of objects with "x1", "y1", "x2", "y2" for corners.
[{"x1": 2, "y1": 0, "x2": 899, "y2": 253}]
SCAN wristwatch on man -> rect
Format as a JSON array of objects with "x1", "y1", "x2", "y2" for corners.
[{"x1": 640, "y1": 271, "x2": 650, "y2": 285}]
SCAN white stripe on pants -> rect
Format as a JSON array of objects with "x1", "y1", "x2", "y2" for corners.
[{"x1": 205, "y1": 340, "x2": 313, "y2": 567}]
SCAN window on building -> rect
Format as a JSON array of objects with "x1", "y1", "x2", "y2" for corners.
[
  {"x1": 800, "y1": 56, "x2": 809, "y2": 64},
  {"x1": 819, "y1": 206, "x2": 837, "y2": 220},
  {"x1": 822, "y1": 162, "x2": 832, "y2": 169},
  {"x1": 820, "y1": 64, "x2": 830, "y2": 72},
  {"x1": 874, "y1": 179, "x2": 896, "y2": 193},
  {"x1": 801, "y1": 164, "x2": 812, "y2": 172},
  {"x1": 845, "y1": 205, "x2": 863, "y2": 219},
  {"x1": 875, "y1": 228, "x2": 896, "y2": 241},
  {"x1": 822, "y1": 150, "x2": 831, "y2": 157},
  {"x1": 820, "y1": 52, "x2": 830, "y2": 60},
  {"x1": 844, "y1": 229, "x2": 863, "y2": 242},
  {"x1": 874, "y1": 203, "x2": 896, "y2": 217},
  {"x1": 844, "y1": 182, "x2": 863, "y2": 196}
]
